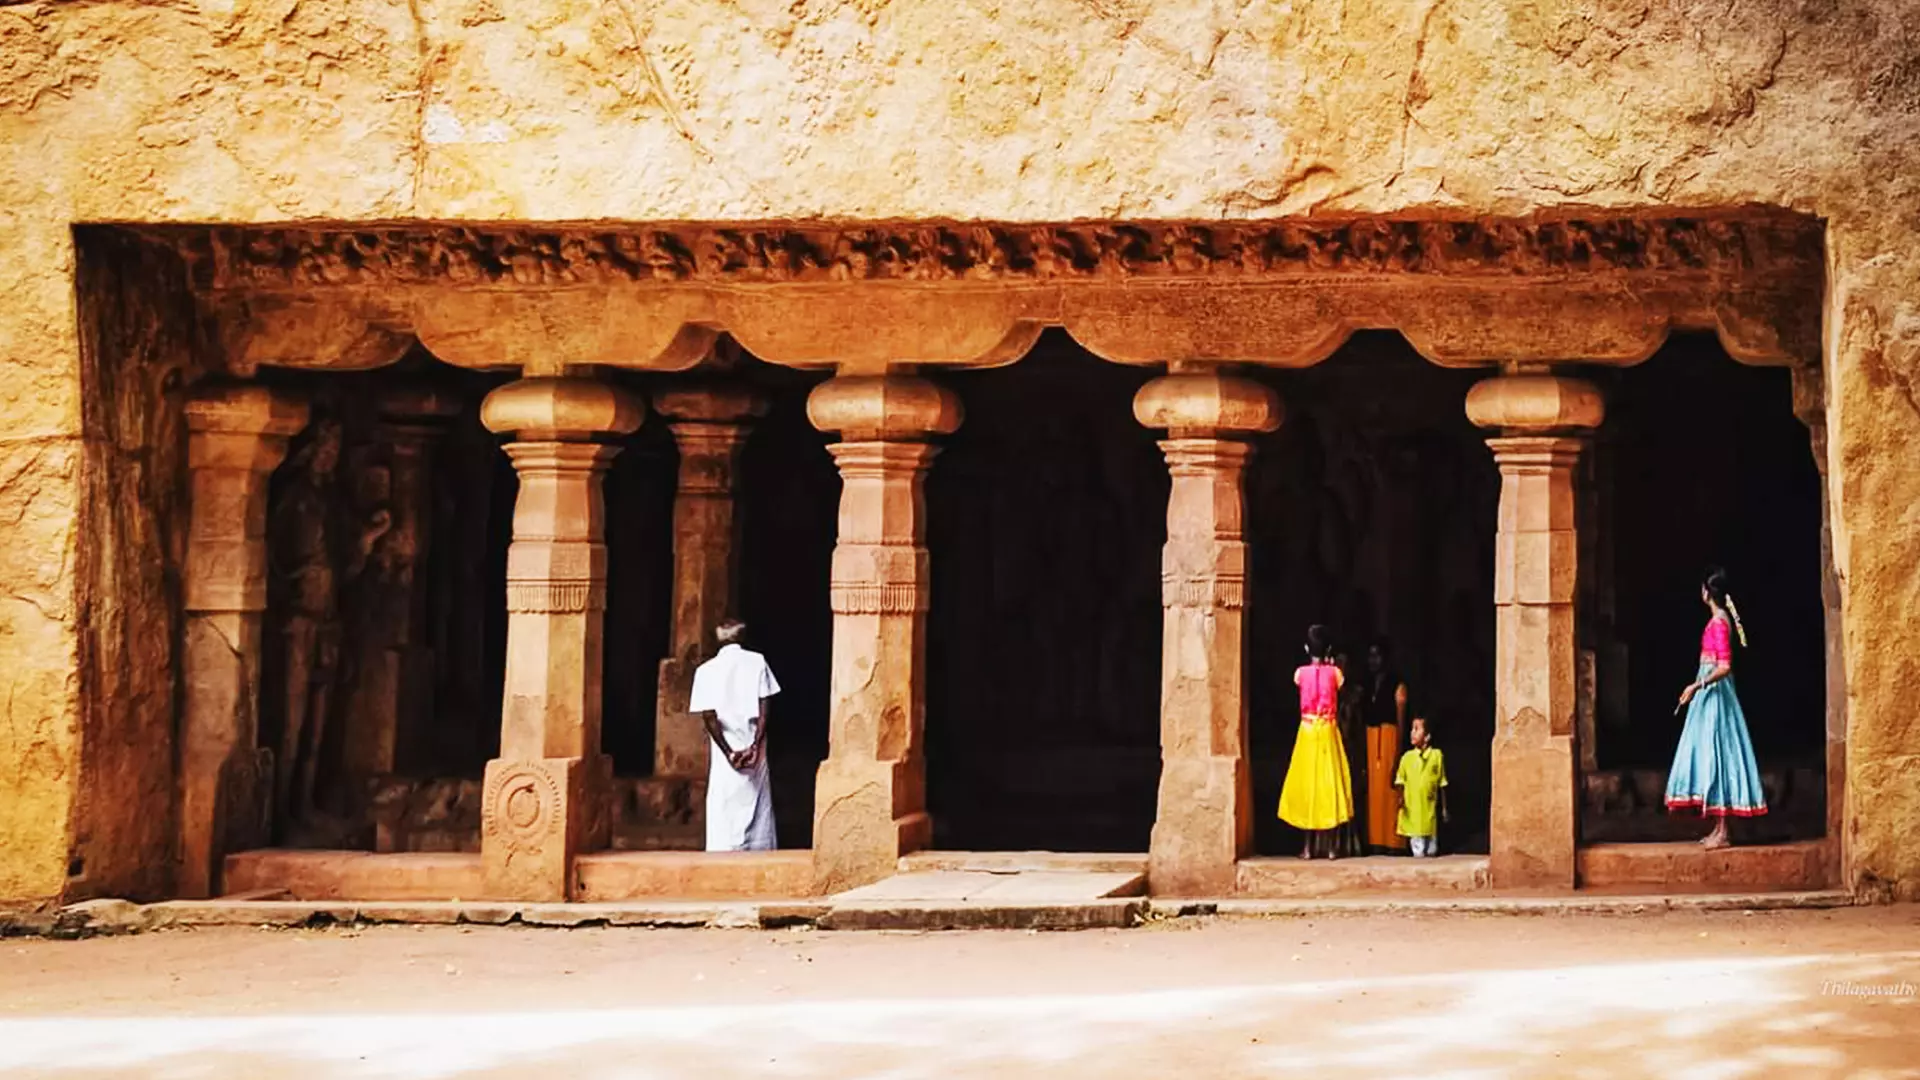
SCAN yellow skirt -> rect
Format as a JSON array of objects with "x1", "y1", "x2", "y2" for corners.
[{"x1": 1278, "y1": 718, "x2": 1355, "y2": 831}]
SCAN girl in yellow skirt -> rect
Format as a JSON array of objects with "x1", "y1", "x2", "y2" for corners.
[{"x1": 1279, "y1": 624, "x2": 1356, "y2": 859}]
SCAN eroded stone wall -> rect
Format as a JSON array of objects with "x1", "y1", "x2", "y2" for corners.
[
  {"x1": 66, "y1": 233, "x2": 207, "y2": 902},
  {"x1": 4, "y1": 0, "x2": 1920, "y2": 901}
]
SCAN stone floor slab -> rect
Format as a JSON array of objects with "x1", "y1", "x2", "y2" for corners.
[
  {"x1": 898, "y1": 851, "x2": 1149, "y2": 875},
  {"x1": 833, "y1": 870, "x2": 1145, "y2": 903}
]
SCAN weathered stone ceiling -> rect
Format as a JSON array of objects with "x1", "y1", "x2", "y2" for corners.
[{"x1": 143, "y1": 212, "x2": 1824, "y2": 373}]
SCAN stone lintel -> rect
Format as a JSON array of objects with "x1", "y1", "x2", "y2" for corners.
[{"x1": 158, "y1": 216, "x2": 1823, "y2": 374}]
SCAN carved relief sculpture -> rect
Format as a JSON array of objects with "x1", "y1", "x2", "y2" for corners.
[
  {"x1": 166, "y1": 217, "x2": 1822, "y2": 291},
  {"x1": 268, "y1": 417, "x2": 391, "y2": 837}
]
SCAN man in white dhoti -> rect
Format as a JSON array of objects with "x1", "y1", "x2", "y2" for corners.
[{"x1": 688, "y1": 619, "x2": 780, "y2": 851}]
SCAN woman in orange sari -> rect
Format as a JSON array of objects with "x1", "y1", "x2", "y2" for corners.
[{"x1": 1363, "y1": 639, "x2": 1409, "y2": 854}]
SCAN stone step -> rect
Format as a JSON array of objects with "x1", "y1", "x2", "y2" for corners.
[
  {"x1": 817, "y1": 898, "x2": 1146, "y2": 931},
  {"x1": 1576, "y1": 840, "x2": 1832, "y2": 891},
  {"x1": 574, "y1": 850, "x2": 814, "y2": 901},
  {"x1": 1235, "y1": 854, "x2": 1491, "y2": 897},
  {"x1": 1179, "y1": 890, "x2": 1855, "y2": 918},
  {"x1": 224, "y1": 850, "x2": 484, "y2": 902},
  {"x1": 899, "y1": 850, "x2": 1148, "y2": 875}
]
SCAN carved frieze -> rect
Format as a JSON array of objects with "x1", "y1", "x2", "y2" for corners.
[
  {"x1": 1161, "y1": 574, "x2": 1248, "y2": 611},
  {"x1": 157, "y1": 216, "x2": 1821, "y2": 291},
  {"x1": 829, "y1": 542, "x2": 931, "y2": 615},
  {"x1": 504, "y1": 540, "x2": 607, "y2": 614}
]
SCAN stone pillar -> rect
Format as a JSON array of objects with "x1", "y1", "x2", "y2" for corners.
[
  {"x1": 1466, "y1": 372, "x2": 1604, "y2": 890},
  {"x1": 180, "y1": 385, "x2": 309, "y2": 898},
  {"x1": 342, "y1": 389, "x2": 461, "y2": 782},
  {"x1": 479, "y1": 376, "x2": 642, "y2": 902},
  {"x1": 1792, "y1": 367, "x2": 1847, "y2": 878},
  {"x1": 807, "y1": 374, "x2": 961, "y2": 894},
  {"x1": 651, "y1": 388, "x2": 767, "y2": 781},
  {"x1": 1134, "y1": 371, "x2": 1281, "y2": 896}
]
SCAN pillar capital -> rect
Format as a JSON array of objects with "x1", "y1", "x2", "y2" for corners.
[
  {"x1": 499, "y1": 439, "x2": 624, "y2": 479},
  {"x1": 807, "y1": 374, "x2": 961, "y2": 440},
  {"x1": 481, "y1": 376, "x2": 643, "y2": 441},
  {"x1": 1466, "y1": 373, "x2": 1604, "y2": 435},
  {"x1": 1483, "y1": 434, "x2": 1590, "y2": 469},
  {"x1": 654, "y1": 385, "x2": 770, "y2": 425},
  {"x1": 1157, "y1": 436, "x2": 1255, "y2": 476},
  {"x1": 1134, "y1": 371, "x2": 1282, "y2": 437},
  {"x1": 378, "y1": 385, "x2": 465, "y2": 430},
  {"x1": 186, "y1": 385, "x2": 309, "y2": 473},
  {"x1": 186, "y1": 383, "x2": 311, "y2": 437}
]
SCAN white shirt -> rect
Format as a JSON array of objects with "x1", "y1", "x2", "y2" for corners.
[{"x1": 689, "y1": 644, "x2": 780, "y2": 741}]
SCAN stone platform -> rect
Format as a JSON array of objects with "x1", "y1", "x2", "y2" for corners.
[
  {"x1": 223, "y1": 848, "x2": 815, "y2": 902},
  {"x1": 1576, "y1": 841, "x2": 1832, "y2": 891},
  {"x1": 224, "y1": 850, "x2": 484, "y2": 901},
  {"x1": 1235, "y1": 855, "x2": 1491, "y2": 897},
  {"x1": 21, "y1": 888, "x2": 1856, "y2": 940}
]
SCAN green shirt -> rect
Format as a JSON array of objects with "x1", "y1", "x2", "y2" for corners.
[{"x1": 1394, "y1": 746, "x2": 1447, "y2": 838}]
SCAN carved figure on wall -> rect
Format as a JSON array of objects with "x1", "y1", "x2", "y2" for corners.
[
  {"x1": 269, "y1": 418, "x2": 342, "y2": 833},
  {"x1": 268, "y1": 417, "x2": 391, "y2": 834}
]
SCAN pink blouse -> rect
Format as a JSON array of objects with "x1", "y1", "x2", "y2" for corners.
[
  {"x1": 1294, "y1": 662, "x2": 1342, "y2": 721},
  {"x1": 1700, "y1": 615, "x2": 1733, "y2": 665}
]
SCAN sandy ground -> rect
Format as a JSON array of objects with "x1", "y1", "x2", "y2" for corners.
[{"x1": 0, "y1": 907, "x2": 1916, "y2": 1079}]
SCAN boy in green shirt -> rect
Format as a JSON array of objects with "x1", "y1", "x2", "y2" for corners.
[{"x1": 1394, "y1": 716, "x2": 1448, "y2": 857}]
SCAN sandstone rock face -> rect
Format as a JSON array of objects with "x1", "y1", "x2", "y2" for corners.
[{"x1": 3, "y1": 0, "x2": 1919, "y2": 904}]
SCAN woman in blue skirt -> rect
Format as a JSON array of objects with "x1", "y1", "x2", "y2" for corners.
[{"x1": 1666, "y1": 567, "x2": 1767, "y2": 848}]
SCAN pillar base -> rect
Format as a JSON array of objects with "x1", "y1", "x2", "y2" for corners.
[
  {"x1": 1149, "y1": 755, "x2": 1250, "y2": 897},
  {"x1": 811, "y1": 758, "x2": 931, "y2": 895},
  {"x1": 1490, "y1": 706, "x2": 1577, "y2": 889},
  {"x1": 480, "y1": 754, "x2": 611, "y2": 902}
]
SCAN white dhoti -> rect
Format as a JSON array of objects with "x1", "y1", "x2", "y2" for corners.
[
  {"x1": 706, "y1": 744, "x2": 776, "y2": 852},
  {"x1": 689, "y1": 644, "x2": 780, "y2": 852}
]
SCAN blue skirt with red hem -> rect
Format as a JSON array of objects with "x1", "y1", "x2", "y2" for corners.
[{"x1": 1665, "y1": 662, "x2": 1768, "y2": 818}]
